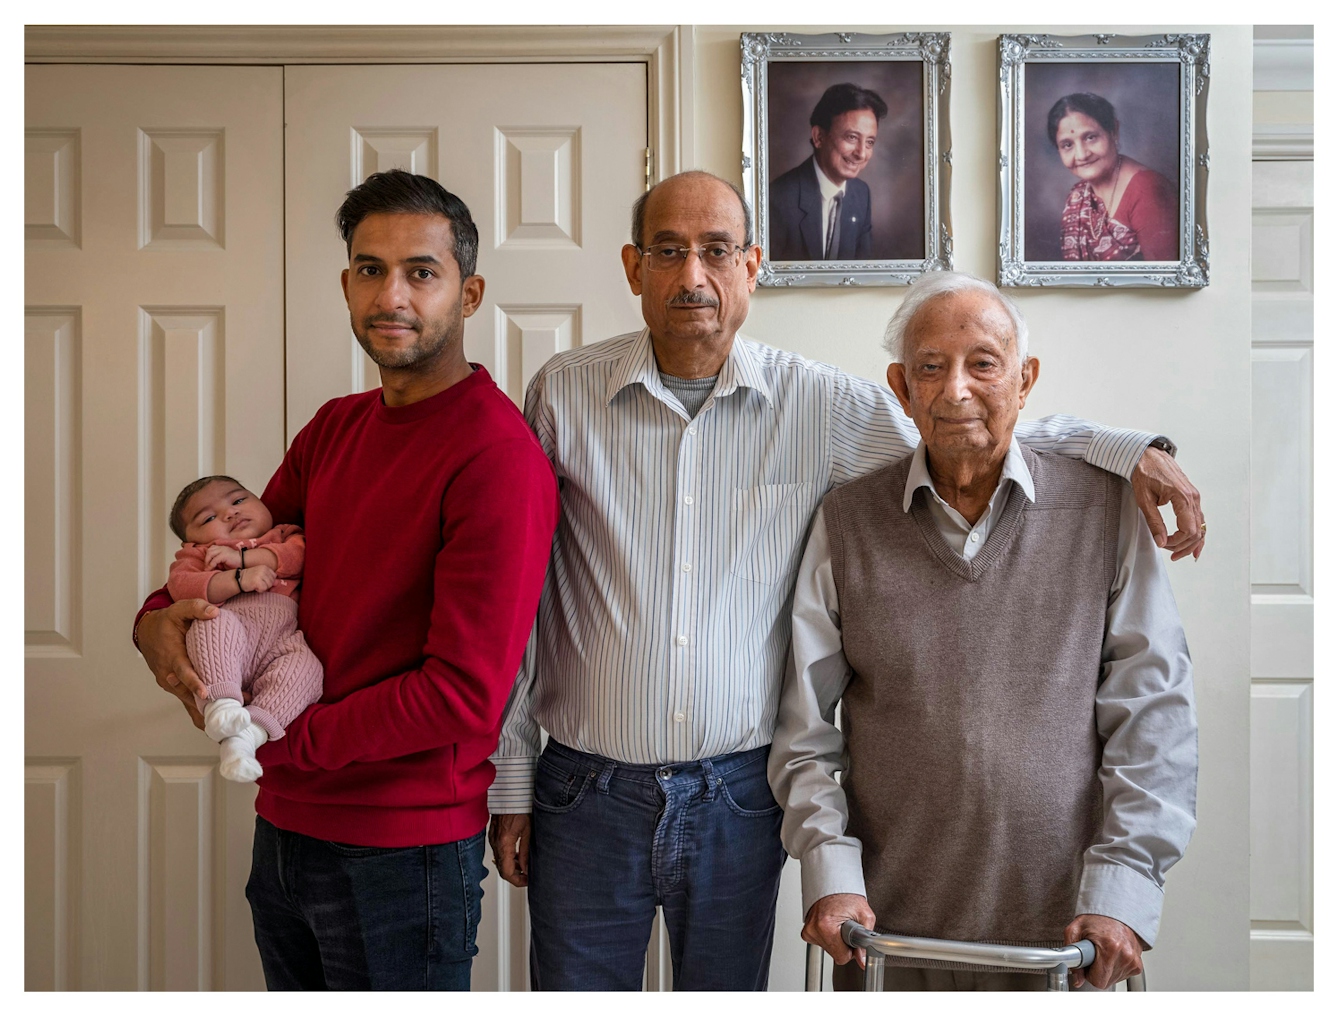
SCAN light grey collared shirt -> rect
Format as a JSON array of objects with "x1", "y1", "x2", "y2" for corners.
[
  {"x1": 768, "y1": 438, "x2": 1198, "y2": 946},
  {"x1": 904, "y1": 438, "x2": 1037, "y2": 560},
  {"x1": 489, "y1": 329, "x2": 1162, "y2": 814}
]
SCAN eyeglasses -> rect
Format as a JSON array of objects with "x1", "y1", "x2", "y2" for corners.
[{"x1": 637, "y1": 243, "x2": 746, "y2": 273}]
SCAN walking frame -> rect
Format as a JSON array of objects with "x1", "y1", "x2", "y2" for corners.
[{"x1": 804, "y1": 921, "x2": 1148, "y2": 992}]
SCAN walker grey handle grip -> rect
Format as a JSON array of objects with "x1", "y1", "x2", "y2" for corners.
[{"x1": 835, "y1": 921, "x2": 1099, "y2": 991}]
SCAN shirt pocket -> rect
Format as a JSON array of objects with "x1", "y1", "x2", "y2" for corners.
[{"x1": 729, "y1": 482, "x2": 816, "y2": 586}]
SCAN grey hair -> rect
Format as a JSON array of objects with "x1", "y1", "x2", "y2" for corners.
[{"x1": 882, "y1": 270, "x2": 1029, "y2": 364}]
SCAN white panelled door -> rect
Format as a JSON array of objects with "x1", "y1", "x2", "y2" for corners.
[
  {"x1": 25, "y1": 65, "x2": 285, "y2": 990},
  {"x1": 281, "y1": 62, "x2": 647, "y2": 990},
  {"x1": 1248, "y1": 159, "x2": 1313, "y2": 991}
]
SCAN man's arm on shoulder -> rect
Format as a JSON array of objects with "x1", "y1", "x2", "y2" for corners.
[
  {"x1": 1076, "y1": 484, "x2": 1198, "y2": 950},
  {"x1": 259, "y1": 438, "x2": 559, "y2": 771},
  {"x1": 828, "y1": 373, "x2": 919, "y2": 486},
  {"x1": 1014, "y1": 418, "x2": 1205, "y2": 560}
]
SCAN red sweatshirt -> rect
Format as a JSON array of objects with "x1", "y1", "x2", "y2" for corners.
[{"x1": 137, "y1": 367, "x2": 558, "y2": 846}]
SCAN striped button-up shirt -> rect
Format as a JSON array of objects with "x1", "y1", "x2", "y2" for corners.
[{"x1": 488, "y1": 329, "x2": 1156, "y2": 811}]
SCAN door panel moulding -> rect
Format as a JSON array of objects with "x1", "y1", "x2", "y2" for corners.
[{"x1": 24, "y1": 25, "x2": 693, "y2": 178}]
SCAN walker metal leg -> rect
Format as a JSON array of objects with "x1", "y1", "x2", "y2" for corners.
[
  {"x1": 1047, "y1": 963, "x2": 1069, "y2": 991},
  {"x1": 1126, "y1": 971, "x2": 1147, "y2": 991},
  {"x1": 864, "y1": 953, "x2": 885, "y2": 992},
  {"x1": 805, "y1": 943, "x2": 825, "y2": 991}
]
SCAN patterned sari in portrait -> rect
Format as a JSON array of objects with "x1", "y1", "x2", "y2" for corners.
[{"x1": 1059, "y1": 181, "x2": 1141, "y2": 261}]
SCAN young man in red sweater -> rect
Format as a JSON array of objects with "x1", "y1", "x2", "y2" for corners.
[{"x1": 133, "y1": 170, "x2": 559, "y2": 990}]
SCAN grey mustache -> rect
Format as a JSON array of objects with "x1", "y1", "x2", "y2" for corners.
[{"x1": 667, "y1": 293, "x2": 719, "y2": 308}]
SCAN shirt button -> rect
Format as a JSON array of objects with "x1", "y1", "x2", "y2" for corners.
[
  {"x1": 687, "y1": 427, "x2": 697, "y2": 436},
  {"x1": 970, "y1": 532, "x2": 980, "y2": 542},
  {"x1": 676, "y1": 635, "x2": 688, "y2": 646},
  {"x1": 684, "y1": 495, "x2": 694, "y2": 505},
  {"x1": 673, "y1": 711, "x2": 685, "y2": 722},
  {"x1": 682, "y1": 562, "x2": 691, "y2": 572}
]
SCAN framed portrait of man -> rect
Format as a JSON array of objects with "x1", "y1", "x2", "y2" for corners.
[
  {"x1": 997, "y1": 33, "x2": 1210, "y2": 288},
  {"x1": 741, "y1": 32, "x2": 952, "y2": 287}
]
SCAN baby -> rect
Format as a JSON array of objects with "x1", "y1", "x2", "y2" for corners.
[{"x1": 166, "y1": 475, "x2": 323, "y2": 782}]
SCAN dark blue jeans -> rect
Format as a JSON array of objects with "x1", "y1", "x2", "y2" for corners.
[
  {"x1": 527, "y1": 741, "x2": 788, "y2": 990},
  {"x1": 245, "y1": 816, "x2": 486, "y2": 990}
]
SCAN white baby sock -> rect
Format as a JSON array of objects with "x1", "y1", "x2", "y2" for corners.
[
  {"x1": 204, "y1": 698, "x2": 252, "y2": 742},
  {"x1": 219, "y1": 722, "x2": 269, "y2": 783}
]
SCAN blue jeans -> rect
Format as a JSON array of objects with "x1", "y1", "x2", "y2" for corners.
[
  {"x1": 245, "y1": 816, "x2": 486, "y2": 990},
  {"x1": 527, "y1": 741, "x2": 788, "y2": 990}
]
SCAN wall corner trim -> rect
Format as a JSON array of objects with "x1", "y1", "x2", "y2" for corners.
[{"x1": 1253, "y1": 38, "x2": 1313, "y2": 92}]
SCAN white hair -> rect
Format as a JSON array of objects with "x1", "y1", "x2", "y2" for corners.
[{"x1": 882, "y1": 270, "x2": 1029, "y2": 364}]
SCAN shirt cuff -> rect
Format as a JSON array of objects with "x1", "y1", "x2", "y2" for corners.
[
  {"x1": 1083, "y1": 429, "x2": 1161, "y2": 481},
  {"x1": 1075, "y1": 860, "x2": 1166, "y2": 948},
  {"x1": 800, "y1": 841, "x2": 867, "y2": 916},
  {"x1": 487, "y1": 755, "x2": 538, "y2": 813}
]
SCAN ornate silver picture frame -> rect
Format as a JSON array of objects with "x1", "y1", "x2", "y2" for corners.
[
  {"x1": 741, "y1": 31, "x2": 952, "y2": 287},
  {"x1": 997, "y1": 33, "x2": 1210, "y2": 288}
]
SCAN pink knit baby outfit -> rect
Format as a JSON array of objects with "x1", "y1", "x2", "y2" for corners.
[{"x1": 167, "y1": 525, "x2": 322, "y2": 740}]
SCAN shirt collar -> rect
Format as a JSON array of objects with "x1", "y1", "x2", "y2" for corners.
[
  {"x1": 902, "y1": 437, "x2": 1036, "y2": 513},
  {"x1": 605, "y1": 328, "x2": 774, "y2": 410},
  {"x1": 812, "y1": 156, "x2": 845, "y2": 202}
]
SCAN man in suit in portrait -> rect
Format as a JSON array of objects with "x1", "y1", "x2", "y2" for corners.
[{"x1": 769, "y1": 82, "x2": 888, "y2": 262}]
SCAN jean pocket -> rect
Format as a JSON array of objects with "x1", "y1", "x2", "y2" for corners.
[
  {"x1": 729, "y1": 482, "x2": 816, "y2": 586},
  {"x1": 718, "y1": 765, "x2": 783, "y2": 818},
  {"x1": 322, "y1": 840, "x2": 419, "y2": 859},
  {"x1": 532, "y1": 758, "x2": 595, "y2": 815}
]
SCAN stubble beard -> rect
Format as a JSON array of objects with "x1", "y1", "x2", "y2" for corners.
[{"x1": 355, "y1": 313, "x2": 460, "y2": 372}]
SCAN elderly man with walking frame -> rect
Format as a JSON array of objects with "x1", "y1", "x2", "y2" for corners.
[{"x1": 768, "y1": 271, "x2": 1198, "y2": 991}]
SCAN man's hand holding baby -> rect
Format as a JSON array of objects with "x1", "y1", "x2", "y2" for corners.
[{"x1": 138, "y1": 599, "x2": 216, "y2": 730}]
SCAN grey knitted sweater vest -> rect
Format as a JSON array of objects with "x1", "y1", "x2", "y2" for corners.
[{"x1": 824, "y1": 447, "x2": 1123, "y2": 963}]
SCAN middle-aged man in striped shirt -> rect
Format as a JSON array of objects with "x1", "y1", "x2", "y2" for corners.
[{"x1": 487, "y1": 170, "x2": 1205, "y2": 991}]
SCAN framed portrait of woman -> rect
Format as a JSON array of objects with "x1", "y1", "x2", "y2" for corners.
[
  {"x1": 741, "y1": 31, "x2": 952, "y2": 287},
  {"x1": 997, "y1": 33, "x2": 1210, "y2": 288}
]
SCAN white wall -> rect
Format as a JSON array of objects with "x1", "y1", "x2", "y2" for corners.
[{"x1": 688, "y1": 25, "x2": 1254, "y2": 990}]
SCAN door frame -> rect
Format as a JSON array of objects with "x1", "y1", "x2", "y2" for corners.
[{"x1": 25, "y1": 24, "x2": 693, "y2": 181}]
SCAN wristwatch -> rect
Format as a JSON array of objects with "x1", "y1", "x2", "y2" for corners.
[{"x1": 1146, "y1": 436, "x2": 1177, "y2": 457}]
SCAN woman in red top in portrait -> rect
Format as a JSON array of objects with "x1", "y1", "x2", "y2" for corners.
[{"x1": 1047, "y1": 92, "x2": 1179, "y2": 262}]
